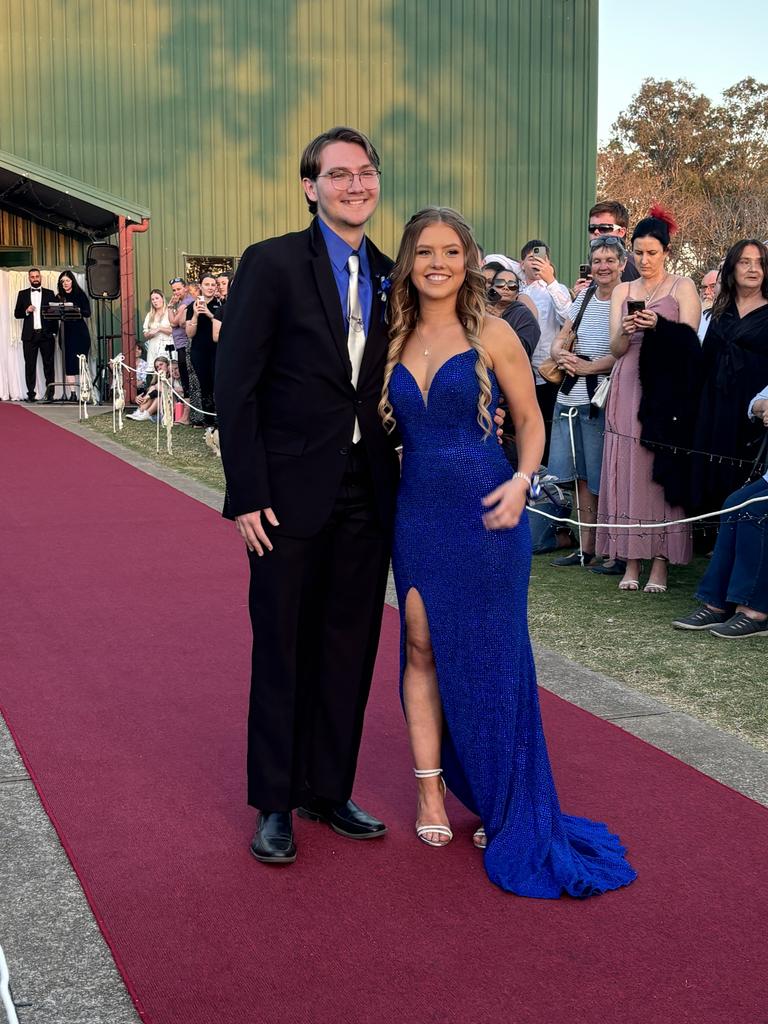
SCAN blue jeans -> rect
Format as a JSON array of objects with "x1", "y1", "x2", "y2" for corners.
[{"x1": 696, "y1": 478, "x2": 768, "y2": 614}]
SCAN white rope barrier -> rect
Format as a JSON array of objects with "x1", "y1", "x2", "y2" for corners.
[
  {"x1": 0, "y1": 944, "x2": 20, "y2": 1024},
  {"x1": 99, "y1": 357, "x2": 768, "y2": 528},
  {"x1": 107, "y1": 357, "x2": 222, "y2": 456},
  {"x1": 527, "y1": 494, "x2": 768, "y2": 530},
  {"x1": 116, "y1": 360, "x2": 213, "y2": 418}
]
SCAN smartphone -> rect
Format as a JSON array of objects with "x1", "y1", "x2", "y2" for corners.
[
  {"x1": 579, "y1": 264, "x2": 592, "y2": 279},
  {"x1": 627, "y1": 299, "x2": 646, "y2": 315},
  {"x1": 531, "y1": 246, "x2": 546, "y2": 258}
]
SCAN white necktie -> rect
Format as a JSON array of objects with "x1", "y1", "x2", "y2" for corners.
[{"x1": 347, "y1": 253, "x2": 366, "y2": 443}]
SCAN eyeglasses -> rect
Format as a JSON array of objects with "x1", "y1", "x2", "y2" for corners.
[
  {"x1": 168, "y1": 277, "x2": 185, "y2": 285},
  {"x1": 588, "y1": 223, "x2": 622, "y2": 235},
  {"x1": 589, "y1": 236, "x2": 625, "y2": 253},
  {"x1": 318, "y1": 169, "x2": 381, "y2": 190},
  {"x1": 493, "y1": 281, "x2": 519, "y2": 291}
]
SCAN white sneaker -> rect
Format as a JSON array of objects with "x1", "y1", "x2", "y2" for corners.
[{"x1": 127, "y1": 409, "x2": 150, "y2": 420}]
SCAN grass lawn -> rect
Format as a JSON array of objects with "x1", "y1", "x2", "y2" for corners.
[
  {"x1": 529, "y1": 554, "x2": 767, "y2": 752},
  {"x1": 84, "y1": 414, "x2": 226, "y2": 493},
  {"x1": 81, "y1": 416, "x2": 767, "y2": 751}
]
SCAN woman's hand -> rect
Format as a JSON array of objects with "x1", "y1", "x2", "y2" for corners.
[
  {"x1": 558, "y1": 352, "x2": 592, "y2": 377},
  {"x1": 481, "y1": 477, "x2": 529, "y2": 530},
  {"x1": 634, "y1": 308, "x2": 659, "y2": 330},
  {"x1": 620, "y1": 314, "x2": 637, "y2": 336}
]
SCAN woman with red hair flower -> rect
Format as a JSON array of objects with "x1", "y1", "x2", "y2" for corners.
[{"x1": 596, "y1": 206, "x2": 703, "y2": 593}]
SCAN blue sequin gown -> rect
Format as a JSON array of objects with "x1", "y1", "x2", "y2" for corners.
[{"x1": 389, "y1": 349, "x2": 637, "y2": 898}]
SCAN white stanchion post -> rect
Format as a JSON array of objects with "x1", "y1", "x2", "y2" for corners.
[
  {"x1": 563, "y1": 407, "x2": 584, "y2": 563},
  {"x1": 0, "y1": 943, "x2": 20, "y2": 1024},
  {"x1": 160, "y1": 371, "x2": 174, "y2": 455},
  {"x1": 109, "y1": 354, "x2": 125, "y2": 432}
]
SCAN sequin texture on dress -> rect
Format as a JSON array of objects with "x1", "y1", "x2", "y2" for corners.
[{"x1": 389, "y1": 349, "x2": 637, "y2": 898}]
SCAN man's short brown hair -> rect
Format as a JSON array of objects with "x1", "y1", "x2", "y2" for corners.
[
  {"x1": 299, "y1": 126, "x2": 380, "y2": 215},
  {"x1": 589, "y1": 201, "x2": 629, "y2": 229}
]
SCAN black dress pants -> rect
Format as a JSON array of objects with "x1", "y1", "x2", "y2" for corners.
[
  {"x1": 246, "y1": 447, "x2": 391, "y2": 812},
  {"x1": 176, "y1": 347, "x2": 190, "y2": 396},
  {"x1": 23, "y1": 331, "x2": 55, "y2": 398},
  {"x1": 190, "y1": 340, "x2": 216, "y2": 423}
]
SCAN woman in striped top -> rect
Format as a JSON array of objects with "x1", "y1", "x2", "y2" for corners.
[{"x1": 547, "y1": 237, "x2": 626, "y2": 566}]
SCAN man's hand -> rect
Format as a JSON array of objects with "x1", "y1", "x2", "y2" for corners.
[
  {"x1": 531, "y1": 256, "x2": 556, "y2": 285},
  {"x1": 26, "y1": 305, "x2": 34, "y2": 314},
  {"x1": 235, "y1": 508, "x2": 279, "y2": 555},
  {"x1": 493, "y1": 404, "x2": 506, "y2": 444}
]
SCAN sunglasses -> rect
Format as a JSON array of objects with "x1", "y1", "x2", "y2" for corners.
[
  {"x1": 588, "y1": 223, "x2": 622, "y2": 235},
  {"x1": 589, "y1": 236, "x2": 626, "y2": 253},
  {"x1": 494, "y1": 281, "x2": 519, "y2": 290},
  {"x1": 168, "y1": 277, "x2": 186, "y2": 285}
]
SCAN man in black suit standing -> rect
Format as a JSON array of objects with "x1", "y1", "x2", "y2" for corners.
[
  {"x1": 14, "y1": 268, "x2": 57, "y2": 402},
  {"x1": 215, "y1": 127, "x2": 399, "y2": 864}
]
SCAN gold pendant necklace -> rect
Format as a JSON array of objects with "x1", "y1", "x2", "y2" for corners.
[
  {"x1": 415, "y1": 323, "x2": 430, "y2": 358},
  {"x1": 644, "y1": 272, "x2": 669, "y2": 306}
]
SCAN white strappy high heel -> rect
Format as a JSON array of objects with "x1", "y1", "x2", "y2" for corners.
[
  {"x1": 473, "y1": 827, "x2": 487, "y2": 849},
  {"x1": 413, "y1": 768, "x2": 453, "y2": 847}
]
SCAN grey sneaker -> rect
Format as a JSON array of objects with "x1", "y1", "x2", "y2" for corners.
[
  {"x1": 709, "y1": 613, "x2": 768, "y2": 640},
  {"x1": 550, "y1": 551, "x2": 596, "y2": 567},
  {"x1": 672, "y1": 606, "x2": 729, "y2": 631}
]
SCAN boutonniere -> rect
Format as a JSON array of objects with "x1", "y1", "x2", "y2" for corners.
[{"x1": 376, "y1": 274, "x2": 392, "y2": 323}]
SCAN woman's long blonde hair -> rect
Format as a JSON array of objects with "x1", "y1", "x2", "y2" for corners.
[
  {"x1": 147, "y1": 289, "x2": 168, "y2": 323},
  {"x1": 378, "y1": 207, "x2": 493, "y2": 437}
]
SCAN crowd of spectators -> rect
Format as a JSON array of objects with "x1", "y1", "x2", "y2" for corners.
[
  {"x1": 128, "y1": 273, "x2": 228, "y2": 425},
  {"x1": 482, "y1": 199, "x2": 768, "y2": 639}
]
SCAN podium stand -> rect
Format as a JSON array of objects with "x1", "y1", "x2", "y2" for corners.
[{"x1": 43, "y1": 302, "x2": 83, "y2": 401}]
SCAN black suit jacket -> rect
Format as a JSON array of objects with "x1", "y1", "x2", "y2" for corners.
[
  {"x1": 215, "y1": 217, "x2": 399, "y2": 537},
  {"x1": 14, "y1": 288, "x2": 58, "y2": 341}
]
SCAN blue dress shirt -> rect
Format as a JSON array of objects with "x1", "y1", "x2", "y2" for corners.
[{"x1": 318, "y1": 217, "x2": 372, "y2": 336}]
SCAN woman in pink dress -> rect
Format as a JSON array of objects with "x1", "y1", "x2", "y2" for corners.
[{"x1": 596, "y1": 207, "x2": 701, "y2": 593}]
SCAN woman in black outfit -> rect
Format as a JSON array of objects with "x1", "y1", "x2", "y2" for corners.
[
  {"x1": 57, "y1": 270, "x2": 92, "y2": 401},
  {"x1": 690, "y1": 240, "x2": 768, "y2": 512}
]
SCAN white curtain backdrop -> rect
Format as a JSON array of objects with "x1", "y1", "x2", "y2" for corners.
[{"x1": 0, "y1": 268, "x2": 95, "y2": 400}]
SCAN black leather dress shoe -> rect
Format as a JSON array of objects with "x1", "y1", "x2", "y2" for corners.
[
  {"x1": 297, "y1": 798, "x2": 387, "y2": 839},
  {"x1": 250, "y1": 811, "x2": 296, "y2": 864}
]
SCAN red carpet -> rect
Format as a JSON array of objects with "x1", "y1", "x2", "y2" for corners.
[{"x1": 1, "y1": 403, "x2": 767, "y2": 1024}]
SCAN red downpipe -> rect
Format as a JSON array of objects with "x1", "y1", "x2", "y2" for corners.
[{"x1": 119, "y1": 215, "x2": 150, "y2": 402}]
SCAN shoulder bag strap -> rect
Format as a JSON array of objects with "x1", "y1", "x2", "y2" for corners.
[{"x1": 570, "y1": 282, "x2": 597, "y2": 339}]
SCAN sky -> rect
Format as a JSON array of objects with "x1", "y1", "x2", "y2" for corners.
[{"x1": 598, "y1": 0, "x2": 768, "y2": 144}]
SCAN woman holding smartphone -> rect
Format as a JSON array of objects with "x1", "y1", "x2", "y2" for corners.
[{"x1": 596, "y1": 207, "x2": 700, "y2": 593}]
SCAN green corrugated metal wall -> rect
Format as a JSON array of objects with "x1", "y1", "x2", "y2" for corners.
[{"x1": 1, "y1": 0, "x2": 597, "y2": 299}]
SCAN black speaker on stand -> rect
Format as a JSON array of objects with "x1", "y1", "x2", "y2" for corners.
[
  {"x1": 86, "y1": 243, "x2": 121, "y2": 400},
  {"x1": 86, "y1": 243, "x2": 120, "y2": 299}
]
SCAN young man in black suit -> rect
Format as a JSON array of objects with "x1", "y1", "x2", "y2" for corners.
[
  {"x1": 215, "y1": 127, "x2": 399, "y2": 864},
  {"x1": 14, "y1": 268, "x2": 57, "y2": 402}
]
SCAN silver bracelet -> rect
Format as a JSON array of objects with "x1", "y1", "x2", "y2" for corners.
[{"x1": 512, "y1": 471, "x2": 541, "y2": 499}]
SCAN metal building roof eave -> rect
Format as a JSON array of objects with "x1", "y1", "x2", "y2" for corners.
[{"x1": 0, "y1": 149, "x2": 151, "y2": 238}]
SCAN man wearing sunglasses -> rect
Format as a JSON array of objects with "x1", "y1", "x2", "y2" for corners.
[
  {"x1": 215, "y1": 127, "x2": 397, "y2": 867},
  {"x1": 574, "y1": 201, "x2": 640, "y2": 296}
]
